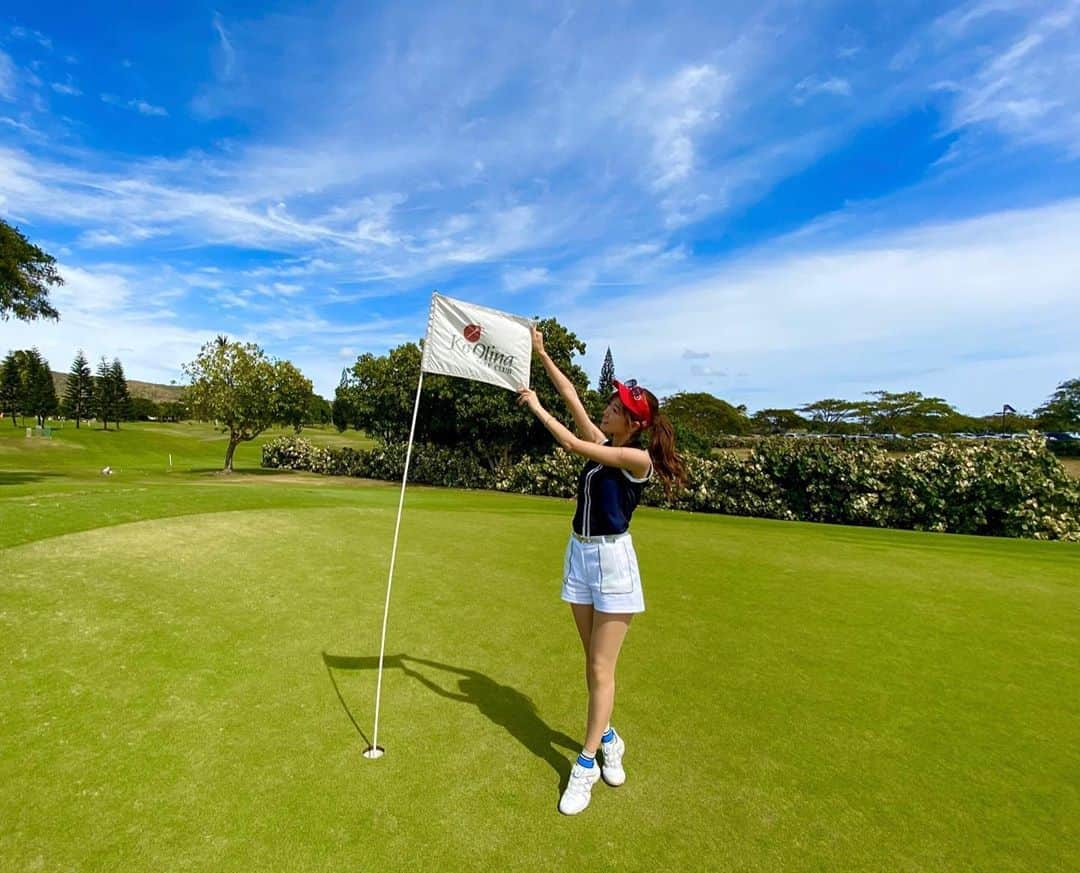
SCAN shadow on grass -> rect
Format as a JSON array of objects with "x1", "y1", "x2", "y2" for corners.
[
  {"x1": 322, "y1": 652, "x2": 578, "y2": 784},
  {"x1": 188, "y1": 467, "x2": 295, "y2": 476},
  {"x1": 0, "y1": 471, "x2": 65, "y2": 486}
]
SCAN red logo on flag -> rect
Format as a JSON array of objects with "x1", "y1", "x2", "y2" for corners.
[{"x1": 463, "y1": 324, "x2": 482, "y2": 343}]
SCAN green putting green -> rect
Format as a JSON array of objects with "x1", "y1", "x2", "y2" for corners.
[{"x1": 1, "y1": 423, "x2": 1077, "y2": 871}]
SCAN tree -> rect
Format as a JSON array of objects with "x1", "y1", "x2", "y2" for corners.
[
  {"x1": 660, "y1": 392, "x2": 750, "y2": 443},
  {"x1": 332, "y1": 367, "x2": 356, "y2": 433},
  {"x1": 307, "y1": 394, "x2": 332, "y2": 427},
  {"x1": 797, "y1": 398, "x2": 860, "y2": 431},
  {"x1": 94, "y1": 357, "x2": 117, "y2": 430},
  {"x1": 63, "y1": 350, "x2": 94, "y2": 428},
  {"x1": 751, "y1": 408, "x2": 808, "y2": 434},
  {"x1": 183, "y1": 336, "x2": 314, "y2": 471},
  {"x1": 598, "y1": 347, "x2": 615, "y2": 396},
  {"x1": 24, "y1": 348, "x2": 57, "y2": 426},
  {"x1": 0, "y1": 219, "x2": 63, "y2": 322},
  {"x1": 275, "y1": 364, "x2": 315, "y2": 433},
  {"x1": 1035, "y1": 378, "x2": 1080, "y2": 431},
  {"x1": 109, "y1": 359, "x2": 132, "y2": 428},
  {"x1": 859, "y1": 390, "x2": 955, "y2": 435},
  {"x1": 130, "y1": 397, "x2": 160, "y2": 420},
  {"x1": 1, "y1": 350, "x2": 25, "y2": 426},
  {"x1": 158, "y1": 399, "x2": 187, "y2": 422}
]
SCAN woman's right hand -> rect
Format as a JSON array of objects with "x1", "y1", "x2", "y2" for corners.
[{"x1": 530, "y1": 325, "x2": 546, "y2": 356}]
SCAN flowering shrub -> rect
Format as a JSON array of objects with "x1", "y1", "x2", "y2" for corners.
[{"x1": 262, "y1": 434, "x2": 1080, "y2": 541}]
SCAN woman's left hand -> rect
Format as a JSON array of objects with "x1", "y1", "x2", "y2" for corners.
[{"x1": 516, "y1": 387, "x2": 542, "y2": 415}]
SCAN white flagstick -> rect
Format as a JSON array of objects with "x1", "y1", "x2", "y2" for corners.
[{"x1": 364, "y1": 369, "x2": 425, "y2": 760}]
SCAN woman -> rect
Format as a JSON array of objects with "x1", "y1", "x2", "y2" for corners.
[{"x1": 517, "y1": 326, "x2": 685, "y2": 815}]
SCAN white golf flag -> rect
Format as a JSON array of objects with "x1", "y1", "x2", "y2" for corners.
[{"x1": 421, "y1": 292, "x2": 532, "y2": 391}]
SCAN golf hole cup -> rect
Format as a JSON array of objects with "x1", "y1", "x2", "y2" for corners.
[{"x1": 363, "y1": 745, "x2": 385, "y2": 760}]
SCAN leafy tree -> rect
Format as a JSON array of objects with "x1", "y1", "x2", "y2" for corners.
[
  {"x1": 859, "y1": 390, "x2": 955, "y2": 435},
  {"x1": 1035, "y1": 378, "x2": 1080, "y2": 431},
  {"x1": 669, "y1": 420, "x2": 713, "y2": 456},
  {"x1": 798, "y1": 398, "x2": 859, "y2": 431},
  {"x1": 751, "y1": 408, "x2": 808, "y2": 434},
  {"x1": 158, "y1": 399, "x2": 187, "y2": 422},
  {"x1": 276, "y1": 365, "x2": 316, "y2": 433},
  {"x1": 307, "y1": 394, "x2": 332, "y2": 426},
  {"x1": 24, "y1": 348, "x2": 57, "y2": 426},
  {"x1": 94, "y1": 356, "x2": 118, "y2": 430},
  {"x1": 63, "y1": 350, "x2": 94, "y2": 428},
  {"x1": 661, "y1": 392, "x2": 750, "y2": 443},
  {"x1": 336, "y1": 344, "x2": 421, "y2": 442},
  {"x1": 109, "y1": 359, "x2": 132, "y2": 428},
  {"x1": 332, "y1": 367, "x2": 356, "y2": 432},
  {"x1": 130, "y1": 397, "x2": 160, "y2": 420},
  {"x1": 183, "y1": 336, "x2": 313, "y2": 471},
  {"x1": 0, "y1": 219, "x2": 63, "y2": 322},
  {"x1": 939, "y1": 412, "x2": 994, "y2": 435},
  {"x1": 598, "y1": 347, "x2": 615, "y2": 396}
]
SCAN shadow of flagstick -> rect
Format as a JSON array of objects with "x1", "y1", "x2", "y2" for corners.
[
  {"x1": 322, "y1": 652, "x2": 579, "y2": 785},
  {"x1": 321, "y1": 652, "x2": 408, "y2": 748}
]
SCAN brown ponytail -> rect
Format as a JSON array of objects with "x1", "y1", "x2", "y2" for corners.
[{"x1": 640, "y1": 389, "x2": 685, "y2": 498}]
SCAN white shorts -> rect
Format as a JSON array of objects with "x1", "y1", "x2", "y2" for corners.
[{"x1": 561, "y1": 532, "x2": 646, "y2": 614}]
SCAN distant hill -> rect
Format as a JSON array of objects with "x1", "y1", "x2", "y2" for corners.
[{"x1": 51, "y1": 371, "x2": 185, "y2": 403}]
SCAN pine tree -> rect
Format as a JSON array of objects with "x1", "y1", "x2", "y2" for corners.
[
  {"x1": 110, "y1": 359, "x2": 131, "y2": 429},
  {"x1": 94, "y1": 356, "x2": 116, "y2": 430},
  {"x1": 63, "y1": 350, "x2": 94, "y2": 428},
  {"x1": 26, "y1": 348, "x2": 58, "y2": 426},
  {"x1": 598, "y1": 347, "x2": 615, "y2": 396},
  {"x1": 0, "y1": 350, "x2": 23, "y2": 426}
]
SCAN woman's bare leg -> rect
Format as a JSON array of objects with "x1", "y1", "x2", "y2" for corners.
[
  {"x1": 583, "y1": 611, "x2": 632, "y2": 753},
  {"x1": 570, "y1": 603, "x2": 594, "y2": 654}
]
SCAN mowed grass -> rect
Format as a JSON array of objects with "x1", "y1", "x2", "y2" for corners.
[{"x1": 1, "y1": 424, "x2": 1078, "y2": 871}]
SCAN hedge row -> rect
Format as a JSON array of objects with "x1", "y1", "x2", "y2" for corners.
[
  {"x1": 714, "y1": 433, "x2": 1080, "y2": 456},
  {"x1": 262, "y1": 435, "x2": 1080, "y2": 541}
]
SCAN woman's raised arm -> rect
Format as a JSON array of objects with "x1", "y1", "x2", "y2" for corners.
[{"x1": 532, "y1": 326, "x2": 605, "y2": 443}]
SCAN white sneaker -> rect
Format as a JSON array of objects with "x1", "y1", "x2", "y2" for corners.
[
  {"x1": 559, "y1": 761, "x2": 601, "y2": 815},
  {"x1": 601, "y1": 733, "x2": 626, "y2": 787}
]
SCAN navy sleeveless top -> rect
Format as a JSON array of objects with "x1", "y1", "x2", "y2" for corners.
[{"x1": 571, "y1": 443, "x2": 652, "y2": 537}]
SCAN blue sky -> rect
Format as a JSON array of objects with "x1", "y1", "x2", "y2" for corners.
[{"x1": 2, "y1": 0, "x2": 1079, "y2": 414}]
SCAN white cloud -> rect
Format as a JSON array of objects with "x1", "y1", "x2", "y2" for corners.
[
  {"x1": 793, "y1": 76, "x2": 852, "y2": 102},
  {"x1": 0, "y1": 264, "x2": 207, "y2": 385},
  {"x1": 100, "y1": 94, "x2": 168, "y2": 116},
  {"x1": 503, "y1": 267, "x2": 550, "y2": 291},
  {"x1": 10, "y1": 25, "x2": 52, "y2": 50},
  {"x1": 131, "y1": 99, "x2": 168, "y2": 117},
  {"x1": 212, "y1": 13, "x2": 237, "y2": 79},
  {"x1": 565, "y1": 198, "x2": 1080, "y2": 412},
  {"x1": 938, "y1": 1, "x2": 1080, "y2": 153},
  {"x1": 638, "y1": 64, "x2": 730, "y2": 191},
  {"x1": 51, "y1": 80, "x2": 82, "y2": 97},
  {"x1": 0, "y1": 258, "x2": 416, "y2": 395}
]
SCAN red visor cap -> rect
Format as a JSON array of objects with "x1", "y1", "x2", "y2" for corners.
[{"x1": 613, "y1": 379, "x2": 653, "y2": 426}]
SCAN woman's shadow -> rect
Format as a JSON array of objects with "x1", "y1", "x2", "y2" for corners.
[{"x1": 323, "y1": 652, "x2": 579, "y2": 787}]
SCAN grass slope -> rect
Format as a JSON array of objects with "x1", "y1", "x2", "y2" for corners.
[
  {"x1": 48, "y1": 371, "x2": 186, "y2": 404},
  {"x1": 1, "y1": 424, "x2": 1077, "y2": 871}
]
